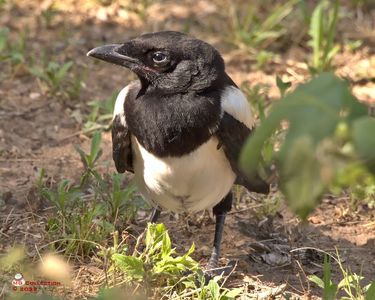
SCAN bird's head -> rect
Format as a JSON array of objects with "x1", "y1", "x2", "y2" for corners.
[{"x1": 87, "y1": 31, "x2": 225, "y2": 93}]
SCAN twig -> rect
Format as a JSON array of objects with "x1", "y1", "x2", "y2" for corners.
[
  {"x1": 255, "y1": 283, "x2": 287, "y2": 299},
  {"x1": 220, "y1": 260, "x2": 238, "y2": 288},
  {"x1": 58, "y1": 130, "x2": 87, "y2": 142},
  {"x1": 295, "y1": 259, "x2": 310, "y2": 295}
]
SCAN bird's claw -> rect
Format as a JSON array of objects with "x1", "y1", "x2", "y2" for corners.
[{"x1": 203, "y1": 260, "x2": 237, "y2": 283}]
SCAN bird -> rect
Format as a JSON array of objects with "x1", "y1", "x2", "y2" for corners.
[{"x1": 87, "y1": 31, "x2": 269, "y2": 274}]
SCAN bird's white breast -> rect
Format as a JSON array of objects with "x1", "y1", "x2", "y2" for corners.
[{"x1": 132, "y1": 136, "x2": 236, "y2": 213}]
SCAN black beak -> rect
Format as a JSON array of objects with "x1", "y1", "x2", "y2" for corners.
[{"x1": 86, "y1": 44, "x2": 139, "y2": 67}]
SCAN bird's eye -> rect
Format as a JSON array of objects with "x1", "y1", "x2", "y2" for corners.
[{"x1": 152, "y1": 52, "x2": 168, "y2": 64}]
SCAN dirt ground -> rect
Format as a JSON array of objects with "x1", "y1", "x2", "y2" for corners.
[{"x1": 1, "y1": 0, "x2": 375, "y2": 299}]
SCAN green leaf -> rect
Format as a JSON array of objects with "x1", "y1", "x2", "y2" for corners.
[
  {"x1": 308, "y1": 275, "x2": 325, "y2": 289},
  {"x1": 145, "y1": 223, "x2": 167, "y2": 253},
  {"x1": 0, "y1": 27, "x2": 9, "y2": 51},
  {"x1": 112, "y1": 254, "x2": 144, "y2": 280},
  {"x1": 162, "y1": 228, "x2": 172, "y2": 257},
  {"x1": 281, "y1": 136, "x2": 324, "y2": 219},
  {"x1": 322, "y1": 256, "x2": 338, "y2": 300},
  {"x1": 55, "y1": 61, "x2": 73, "y2": 82},
  {"x1": 338, "y1": 273, "x2": 363, "y2": 290},
  {"x1": 240, "y1": 73, "x2": 368, "y2": 219},
  {"x1": 365, "y1": 281, "x2": 375, "y2": 300},
  {"x1": 208, "y1": 278, "x2": 220, "y2": 300},
  {"x1": 90, "y1": 131, "x2": 102, "y2": 164},
  {"x1": 276, "y1": 76, "x2": 291, "y2": 97},
  {"x1": 74, "y1": 145, "x2": 88, "y2": 168},
  {"x1": 352, "y1": 117, "x2": 375, "y2": 174},
  {"x1": 309, "y1": 1, "x2": 323, "y2": 69}
]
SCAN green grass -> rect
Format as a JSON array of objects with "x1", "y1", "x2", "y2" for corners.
[
  {"x1": 307, "y1": 0, "x2": 340, "y2": 75},
  {"x1": 227, "y1": 0, "x2": 297, "y2": 53},
  {"x1": 0, "y1": 27, "x2": 27, "y2": 75},
  {"x1": 29, "y1": 60, "x2": 83, "y2": 100},
  {"x1": 308, "y1": 250, "x2": 375, "y2": 300},
  {"x1": 83, "y1": 92, "x2": 118, "y2": 134},
  {"x1": 39, "y1": 2, "x2": 61, "y2": 28},
  {"x1": 2, "y1": 225, "x2": 242, "y2": 300},
  {"x1": 36, "y1": 132, "x2": 144, "y2": 257}
]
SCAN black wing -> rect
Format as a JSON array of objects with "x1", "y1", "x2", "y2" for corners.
[
  {"x1": 216, "y1": 112, "x2": 269, "y2": 194},
  {"x1": 112, "y1": 115, "x2": 133, "y2": 173}
]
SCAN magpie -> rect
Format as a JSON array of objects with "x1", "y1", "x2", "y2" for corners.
[{"x1": 87, "y1": 31, "x2": 269, "y2": 272}]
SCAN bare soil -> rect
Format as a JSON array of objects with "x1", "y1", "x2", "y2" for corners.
[{"x1": 1, "y1": 0, "x2": 374, "y2": 299}]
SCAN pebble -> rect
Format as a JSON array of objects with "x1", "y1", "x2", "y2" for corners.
[{"x1": 29, "y1": 92, "x2": 41, "y2": 100}]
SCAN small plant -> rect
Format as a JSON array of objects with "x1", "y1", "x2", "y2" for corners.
[
  {"x1": 240, "y1": 81, "x2": 270, "y2": 122},
  {"x1": 308, "y1": 251, "x2": 375, "y2": 299},
  {"x1": 40, "y1": 132, "x2": 142, "y2": 257},
  {"x1": 83, "y1": 92, "x2": 118, "y2": 134},
  {"x1": 29, "y1": 60, "x2": 83, "y2": 100},
  {"x1": 30, "y1": 61, "x2": 72, "y2": 92},
  {"x1": 253, "y1": 192, "x2": 282, "y2": 220},
  {"x1": 307, "y1": 0, "x2": 340, "y2": 75},
  {"x1": 240, "y1": 73, "x2": 375, "y2": 219},
  {"x1": 40, "y1": 179, "x2": 82, "y2": 223},
  {"x1": 75, "y1": 131, "x2": 103, "y2": 186},
  {"x1": 105, "y1": 223, "x2": 241, "y2": 299},
  {"x1": 0, "y1": 27, "x2": 27, "y2": 73},
  {"x1": 227, "y1": 0, "x2": 297, "y2": 54},
  {"x1": 41, "y1": 177, "x2": 113, "y2": 257},
  {"x1": 40, "y1": 2, "x2": 61, "y2": 28},
  {"x1": 276, "y1": 76, "x2": 292, "y2": 98},
  {"x1": 255, "y1": 50, "x2": 274, "y2": 69},
  {"x1": 308, "y1": 256, "x2": 338, "y2": 300},
  {"x1": 333, "y1": 164, "x2": 375, "y2": 210},
  {"x1": 93, "y1": 172, "x2": 143, "y2": 225},
  {"x1": 112, "y1": 223, "x2": 199, "y2": 284},
  {"x1": 240, "y1": 81, "x2": 279, "y2": 166}
]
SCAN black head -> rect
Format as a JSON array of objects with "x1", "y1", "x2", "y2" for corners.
[{"x1": 87, "y1": 31, "x2": 225, "y2": 93}]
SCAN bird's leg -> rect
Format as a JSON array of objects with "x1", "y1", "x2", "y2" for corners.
[
  {"x1": 207, "y1": 213, "x2": 226, "y2": 269},
  {"x1": 204, "y1": 193, "x2": 236, "y2": 279},
  {"x1": 149, "y1": 207, "x2": 161, "y2": 223}
]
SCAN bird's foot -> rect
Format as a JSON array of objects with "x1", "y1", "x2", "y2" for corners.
[{"x1": 203, "y1": 260, "x2": 237, "y2": 283}]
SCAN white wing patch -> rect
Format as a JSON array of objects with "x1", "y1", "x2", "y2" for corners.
[
  {"x1": 221, "y1": 86, "x2": 254, "y2": 129},
  {"x1": 113, "y1": 81, "x2": 138, "y2": 126}
]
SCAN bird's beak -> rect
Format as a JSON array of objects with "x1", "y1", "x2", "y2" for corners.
[{"x1": 86, "y1": 44, "x2": 139, "y2": 67}]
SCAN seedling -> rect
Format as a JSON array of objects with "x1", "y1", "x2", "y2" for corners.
[
  {"x1": 276, "y1": 76, "x2": 292, "y2": 98},
  {"x1": 308, "y1": 251, "x2": 375, "y2": 299},
  {"x1": 40, "y1": 179, "x2": 82, "y2": 222},
  {"x1": 29, "y1": 60, "x2": 83, "y2": 101},
  {"x1": 228, "y1": 0, "x2": 297, "y2": 54},
  {"x1": 307, "y1": 0, "x2": 340, "y2": 74},
  {"x1": 0, "y1": 27, "x2": 27, "y2": 75},
  {"x1": 75, "y1": 131, "x2": 103, "y2": 186},
  {"x1": 107, "y1": 223, "x2": 241, "y2": 299},
  {"x1": 84, "y1": 92, "x2": 118, "y2": 134},
  {"x1": 40, "y1": 2, "x2": 60, "y2": 28},
  {"x1": 30, "y1": 61, "x2": 72, "y2": 93},
  {"x1": 93, "y1": 172, "x2": 143, "y2": 225}
]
